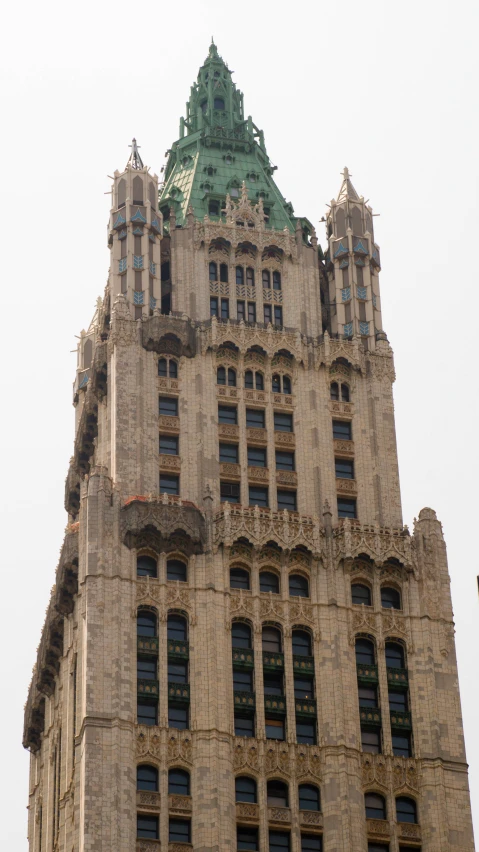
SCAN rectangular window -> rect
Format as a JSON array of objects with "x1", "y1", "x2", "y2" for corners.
[
  {"x1": 294, "y1": 677, "x2": 314, "y2": 700},
  {"x1": 249, "y1": 486, "x2": 268, "y2": 508},
  {"x1": 264, "y1": 673, "x2": 284, "y2": 695},
  {"x1": 137, "y1": 658, "x2": 156, "y2": 679},
  {"x1": 274, "y1": 412, "x2": 293, "y2": 432},
  {"x1": 277, "y1": 490, "x2": 297, "y2": 512},
  {"x1": 359, "y1": 300, "x2": 367, "y2": 322},
  {"x1": 160, "y1": 434, "x2": 179, "y2": 455},
  {"x1": 274, "y1": 306, "x2": 283, "y2": 327},
  {"x1": 361, "y1": 728, "x2": 381, "y2": 754},
  {"x1": 335, "y1": 458, "x2": 354, "y2": 479},
  {"x1": 210, "y1": 297, "x2": 219, "y2": 317},
  {"x1": 220, "y1": 443, "x2": 239, "y2": 463},
  {"x1": 237, "y1": 300, "x2": 246, "y2": 321},
  {"x1": 246, "y1": 408, "x2": 265, "y2": 428},
  {"x1": 248, "y1": 446, "x2": 267, "y2": 467},
  {"x1": 160, "y1": 475, "x2": 179, "y2": 495},
  {"x1": 169, "y1": 819, "x2": 191, "y2": 844},
  {"x1": 221, "y1": 482, "x2": 240, "y2": 503},
  {"x1": 269, "y1": 830, "x2": 291, "y2": 852},
  {"x1": 296, "y1": 720, "x2": 316, "y2": 745},
  {"x1": 301, "y1": 835, "x2": 322, "y2": 852},
  {"x1": 276, "y1": 451, "x2": 295, "y2": 471},
  {"x1": 168, "y1": 662, "x2": 188, "y2": 684},
  {"x1": 337, "y1": 498, "x2": 356, "y2": 519},
  {"x1": 137, "y1": 701, "x2": 157, "y2": 726},
  {"x1": 247, "y1": 302, "x2": 256, "y2": 323},
  {"x1": 235, "y1": 715, "x2": 254, "y2": 737},
  {"x1": 266, "y1": 718, "x2": 285, "y2": 740},
  {"x1": 233, "y1": 670, "x2": 253, "y2": 691},
  {"x1": 221, "y1": 298, "x2": 229, "y2": 319},
  {"x1": 332, "y1": 420, "x2": 352, "y2": 440},
  {"x1": 264, "y1": 304, "x2": 272, "y2": 324},
  {"x1": 389, "y1": 691, "x2": 407, "y2": 712},
  {"x1": 392, "y1": 733, "x2": 411, "y2": 757},
  {"x1": 358, "y1": 686, "x2": 378, "y2": 708},
  {"x1": 159, "y1": 396, "x2": 178, "y2": 417},
  {"x1": 218, "y1": 405, "x2": 238, "y2": 424},
  {"x1": 168, "y1": 706, "x2": 188, "y2": 730},
  {"x1": 137, "y1": 814, "x2": 159, "y2": 840},
  {"x1": 368, "y1": 846, "x2": 390, "y2": 852},
  {"x1": 237, "y1": 826, "x2": 259, "y2": 851}
]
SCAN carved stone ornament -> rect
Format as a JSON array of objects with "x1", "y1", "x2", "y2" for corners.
[
  {"x1": 136, "y1": 727, "x2": 161, "y2": 759},
  {"x1": 230, "y1": 588, "x2": 254, "y2": 617},
  {"x1": 214, "y1": 503, "x2": 322, "y2": 555},
  {"x1": 121, "y1": 497, "x2": 206, "y2": 553},
  {"x1": 289, "y1": 598, "x2": 315, "y2": 626},
  {"x1": 142, "y1": 314, "x2": 196, "y2": 358},
  {"x1": 295, "y1": 745, "x2": 322, "y2": 779},
  {"x1": 264, "y1": 742, "x2": 291, "y2": 776},
  {"x1": 233, "y1": 740, "x2": 259, "y2": 772},
  {"x1": 167, "y1": 730, "x2": 193, "y2": 765},
  {"x1": 260, "y1": 594, "x2": 285, "y2": 620}
]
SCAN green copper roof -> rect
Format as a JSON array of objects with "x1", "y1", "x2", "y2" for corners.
[{"x1": 159, "y1": 42, "x2": 300, "y2": 233}]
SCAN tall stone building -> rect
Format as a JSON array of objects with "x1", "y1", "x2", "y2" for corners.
[{"x1": 23, "y1": 42, "x2": 474, "y2": 852}]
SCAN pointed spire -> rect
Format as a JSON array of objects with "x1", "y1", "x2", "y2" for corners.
[
  {"x1": 127, "y1": 138, "x2": 144, "y2": 170},
  {"x1": 337, "y1": 166, "x2": 359, "y2": 201}
]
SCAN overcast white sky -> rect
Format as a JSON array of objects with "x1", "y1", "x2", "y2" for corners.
[{"x1": 1, "y1": 0, "x2": 478, "y2": 847}]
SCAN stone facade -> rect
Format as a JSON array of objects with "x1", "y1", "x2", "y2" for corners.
[{"x1": 23, "y1": 42, "x2": 474, "y2": 852}]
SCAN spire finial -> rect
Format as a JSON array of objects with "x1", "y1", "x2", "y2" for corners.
[
  {"x1": 127, "y1": 138, "x2": 144, "y2": 170},
  {"x1": 337, "y1": 166, "x2": 359, "y2": 201}
]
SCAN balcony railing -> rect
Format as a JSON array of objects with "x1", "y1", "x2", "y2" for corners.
[
  {"x1": 295, "y1": 698, "x2": 317, "y2": 717},
  {"x1": 293, "y1": 655, "x2": 315, "y2": 675},
  {"x1": 263, "y1": 651, "x2": 284, "y2": 672},
  {"x1": 267, "y1": 806, "x2": 291, "y2": 824},
  {"x1": 397, "y1": 822, "x2": 421, "y2": 841},
  {"x1": 390, "y1": 709, "x2": 412, "y2": 730},
  {"x1": 299, "y1": 810, "x2": 323, "y2": 828},
  {"x1": 360, "y1": 706, "x2": 382, "y2": 727},
  {"x1": 137, "y1": 636, "x2": 159, "y2": 655},
  {"x1": 234, "y1": 690, "x2": 255, "y2": 710},
  {"x1": 232, "y1": 648, "x2": 254, "y2": 670},
  {"x1": 387, "y1": 666, "x2": 408, "y2": 687},
  {"x1": 137, "y1": 678, "x2": 159, "y2": 697},
  {"x1": 356, "y1": 663, "x2": 378, "y2": 683},
  {"x1": 235, "y1": 801, "x2": 260, "y2": 822},
  {"x1": 168, "y1": 682, "x2": 190, "y2": 705},
  {"x1": 264, "y1": 695, "x2": 286, "y2": 716},
  {"x1": 366, "y1": 818, "x2": 390, "y2": 838},
  {"x1": 167, "y1": 639, "x2": 189, "y2": 660},
  {"x1": 168, "y1": 793, "x2": 192, "y2": 814}
]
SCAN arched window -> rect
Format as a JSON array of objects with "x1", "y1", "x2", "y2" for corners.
[
  {"x1": 137, "y1": 765, "x2": 158, "y2": 791},
  {"x1": 168, "y1": 768, "x2": 190, "y2": 796},
  {"x1": 365, "y1": 792, "x2": 386, "y2": 820},
  {"x1": 289, "y1": 574, "x2": 309, "y2": 598},
  {"x1": 267, "y1": 779, "x2": 288, "y2": 807},
  {"x1": 167, "y1": 559, "x2": 187, "y2": 583},
  {"x1": 381, "y1": 587, "x2": 401, "y2": 610},
  {"x1": 385, "y1": 642, "x2": 405, "y2": 669},
  {"x1": 396, "y1": 796, "x2": 417, "y2": 824},
  {"x1": 137, "y1": 610, "x2": 157, "y2": 637},
  {"x1": 330, "y1": 382, "x2": 339, "y2": 401},
  {"x1": 272, "y1": 374, "x2": 281, "y2": 393},
  {"x1": 158, "y1": 358, "x2": 168, "y2": 377},
  {"x1": 236, "y1": 266, "x2": 244, "y2": 286},
  {"x1": 133, "y1": 175, "x2": 143, "y2": 204},
  {"x1": 292, "y1": 630, "x2": 312, "y2": 656},
  {"x1": 235, "y1": 776, "x2": 257, "y2": 803},
  {"x1": 220, "y1": 263, "x2": 228, "y2": 283},
  {"x1": 282, "y1": 376, "x2": 291, "y2": 394},
  {"x1": 245, "y1": 370, "x2": 254, "y2": 389},
  {"x1": 137, "y1": 555, "x2": 157, "y2": 578},
  {"x1": 209, "y1": 261, "x2": 218, "y2": 281},
  {"x1": 169, "y1": 360, "x2": 178, "y2": 379},
  {"x1": 246, "y1": 267, "x2": 255, "y2": 286},
  {"x1": 273, "y1": 271, "x2": 281, "y2": 291},
  {"x1": 262, "y1": 270, "x2": 271, "y2": 288},
  {"x1": 298, "y1": 784, "x2": 320, "y2": 811},
  {"x1": 341, "y1": 383, "x2": 350, "y2": 402},
  {"x1": 167, "y1": 614, "x2": 187, "y2": 642},
  {"x1": 232, "y1": 622, "x2": 252, "y2": 649},
  {"x1": 230, "y1": 567, "x2": 250, "y2": 590},
  {"x1": 217, "y1": 366, "x2": 226, "y2": 385},
  {"x1": 260, "y1": 571, "x2": 280, "y2": 594},
  {"x1": 352, "y1": 583, "x2": 372, "y2": 606},
  {"x1": 262, "y1": 626, "x2": 282, "y2": 653},
  {"x1": 228, "y1": 368, "x2": 236, "y2": 387},
  {"x1": 255, "y1": 372, "x2": 264, "y2": 390},
  {"x1": 214, "y1": 97, "x2": 225, "y2": 110},
  {"x1": 355, "y1": 638, "x2": 375, "y2": 665}
]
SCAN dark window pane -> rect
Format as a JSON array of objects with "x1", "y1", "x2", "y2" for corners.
[
  {"x1": 249, "y1": 486, "x2": 268, "y2": 507},
  {"x1": 274, "y1": 412, "x2": 293, "y2": 432},
  {"x1": 137, "y1": 765, "x2": 158, "y2": 791},
  {"x1": 276, "y1": 451, "x2": 295, "y2": 474},
  {"x1": 262, "y1": 627, "x2": 281, "y2": 653},
  {"x1": 214, "y1": 97, "x2": 225, "y2": 109},
  {"x1": 337, "y1": 498, "x2": 356, "y2": 519},
  {"x1": 237, "y1": 826, "x2": 259, "y2": 850},
  {"x1": 355, "y1": 639, "x2": 375, "y2": 665},
  {"x1": 218, "y1": 405, "x2": 237, "y2": 424},
  {"x1": 235, "y1": 715, "x2": 254, "y2": 737},
  {"x1": 233, "y1": 670, "x2": 253, "y2": 691},
  {"x1": 262, "y1": 270, "x2": 271, "y2": 287},
  {"x1": 266, "y1": 719, "x2": 285, "y2": 740},
  {"x1": 269, "y1": 831, "x2": 290, "y2": 852},
  {"x1": 292, "y1": 630, "x2": 311, "y2": 655},
  {"x1": 228, "y1": 368, "x2": 236, "y2": 387},
  {"x1": 332, "y1": 420, "x2": 352, "y2": 440},
  {"x1": 217, "y1": 366, "x2": 226, "y2": 385},
  {"x1": 236, "y1": 267, "x2": 244, "y2": 286},
  {"x1": 232, "y1": 623, "x2": 251, "y2": 649},
  {"x1": 274, "y1": 306, "x2": 282, "y2": 326},
  {"x1": 220, "y1": 263, "x2": 228, "y2": 283},
  {"x1": 264, "y1": 673, "x2": 284, "y2": 695},
  {"x1": 335, "y1": 458, "x2": 354, "y2": 479},
  {"x1": 294, "y1": 677, "x2": 314, "y2": 699},
  {"x1": 272, "y1": 373, "x2": 281, "y2": 392},
  {"x1": 168, "y1": 662, "x2": 187, "y2": 683},
  {"x1": 289, "y1": 575, "x2": 309, "y2": 598},
  {"x1": 246, "y1": 408, "x2": 265, "y2": 428},
  {"x1": 298, "y1": 784, "x2": 320, "y2": 811},
  {"x1": 137, "y1": 701, "x2": 157, "y2": 726},
  {"x1": 367, "y1": 845, "x2": 389, "y2": 852},
  {"x1": 230, "y1": 567, "x2": 250, "y2": 589},
  {"x1": 247, "y1": 302, "x2": 256, "y2": 323},
  {"x1": 282, "y1": 376, "x2": 291, "y2": 394},
  {"x1": 273, "y1": 272, "x2": 281, "y2": 291},
  {"x1": 381, "y1": 587, "x2": 401, "y2": 609},
  {"x1": 389, "y1": 691, "x2": 407, "y2": 712},
  {"x1": 365, "y1": 793, "x2": 386, "y2": 820},
  {"x1": 296, "y1": 721, "x2": 316, "y2": 744},
  {"x1": 396, "y1": 797, "x2": 417, "y2": 824},
  {"x1": 246, "y1": 267, "x2": 255, "y2": 286},
  {"x1": 168, "y1": 706, "x2": 188, "y2": 729},
  {"x1": 158, "y1": 358, "x2": 168, "y2": 377},
  {"x1": 137, "y1": 556, "x2": 157, "y2": 578},
  {"x1": 385, "y1": 643, "x2": 405, "y2": 668},
  {"x1": 341, "y1": 383, "x2": 350, "y2": 401},
  {"x1": 137, "y1": 815, "x2": 158, "y2": 839},
  {"x1": 168, "y1": 360, "x2": 178, "y2": 378},
  {"x1": 277, "y1": 490, "x2": 296, "y2": 512},
  {"x1": 210, "y1": 297, "x2": 219, "y2": 317},
  {"x1": 351, "y1": 583, "x2": 371, "y2": 605},
  {"x1": 137, "y1": 658, "x2": 156, "y2": 679},
  {"x1": 330, "y1": 382, "x2": 339, "y2": 400},
  {"x1": 160, "y1": 475, "x2": 179, "y2": 495},
  {"x1": 159, "y1": 396, "x2": 178, "y2": 416},
  {"x1": 248, "y1": 446, "x2": 267, "y2": 467},
  {"x1": 167, "y1": 559, "x2": 187, "y2": 582},
  {"x1": 235, "y1": 776, "x2": 257, "y2": 803},
  {"x1": 167, "y1": 615, "x2": 187, "y2": 641},
  {"x1": 392, "y1": 733, "x2": 411, "y2": 757},
  {"x1": 209, "y1": 199, "x2": 220, "y2": 216},
  {"x1": 267, "y1": 780, "x2": 288, "y2": 807},
  {"x1": 245, "y1": 370, "x2": 254, "y2": 389},
  {"x1": 169, "y1": 819, "x2": 191, "y2": 843},
  {"x1": 255, "y1": 372, "x2": 264, "y2": 390},
  {"x1": 301, "y1": 836, "x2": 322, "y2": 852},
  {"x1": 220, "y1": 481, "x2": 240, "y2": 502},
  {"x1": 237, "y1": 300, "x2": 246, "y2": 321},
  {"x1": 137, "y1": 611, "x2": 157, "y2": 637},
  {"x1": 264, "y1": 304, "x2": 272, "y2": 324},
  {"x1": 260, "y1": 571, "x2": 280, "y2": 594},
  {"x1": 361, "y1": 728, "x2": 381, "y2": 753},
  {"x1": 169, "y1": 769, "x2": 190, "y2": 796},
  {"x1": 209, "y1": 261, "x2": 218, "y2": 281},
  {"x1": 220, "y1": 443, "x2": 239, "y2": 463},
  {"x1": 160, "y1": 434, "x2": 179, "y2": 456},
  {"x1": 221, "y1": 298, "x2": 229, "y2": 319},
  {"x1": 358, "y1": 686, "x2": 377, "y2": 708}
]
